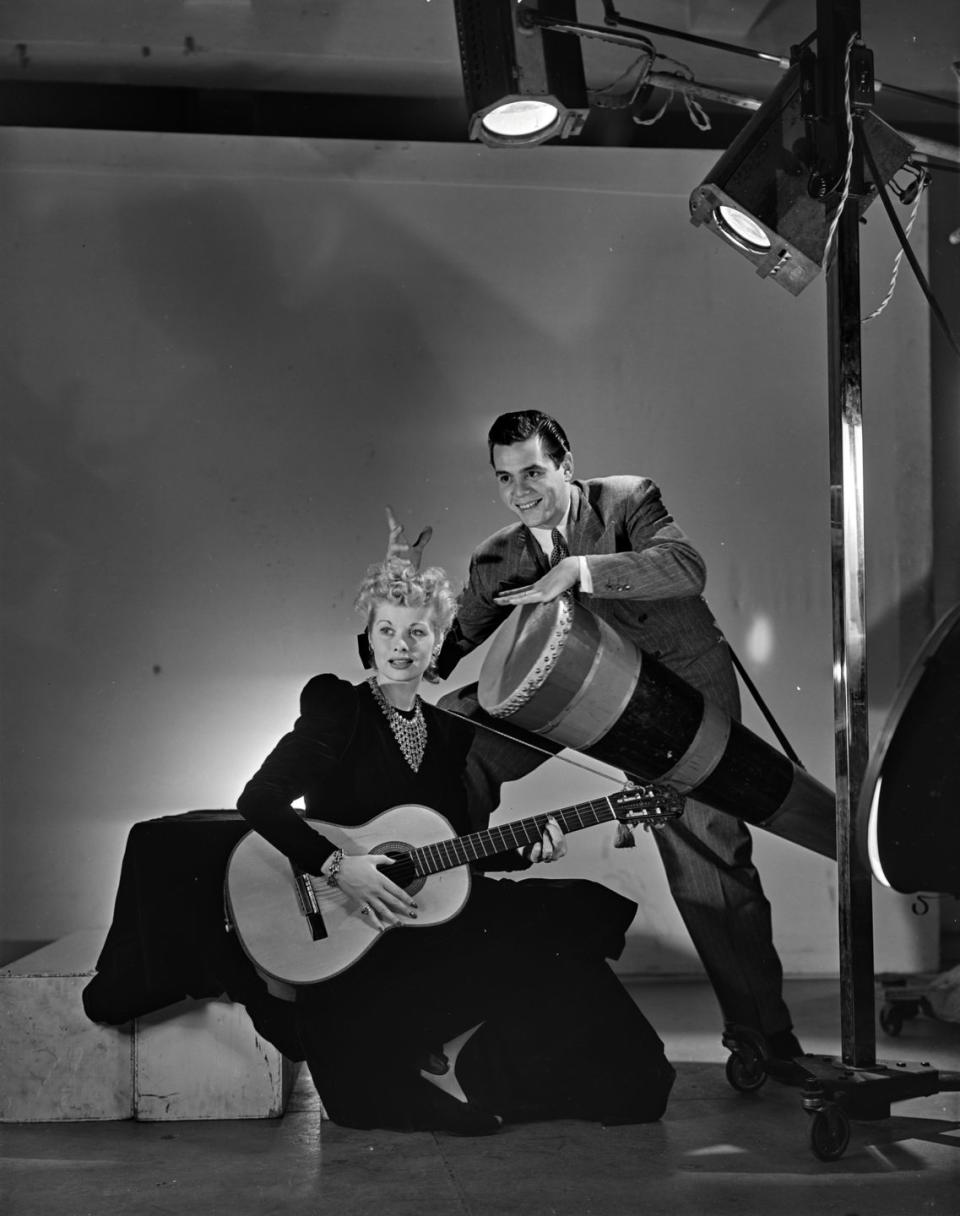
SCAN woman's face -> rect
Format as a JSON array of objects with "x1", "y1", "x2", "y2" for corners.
[{"x1": 368, "y1": 602, "x2": 438, "y2": 688}]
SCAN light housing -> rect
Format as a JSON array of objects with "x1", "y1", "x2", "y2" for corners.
[
  {"x1": 453, "y1": 0, "x2": 589, "y2": 148},
  {"x1": 689, "y1": 64, "x2": 913, "y2": 295}
]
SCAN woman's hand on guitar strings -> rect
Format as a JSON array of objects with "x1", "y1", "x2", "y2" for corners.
[
  {"x1": 337, "y1": 853, "x2": 419, "y2": 930},
  {"x1": 521, "y1": 816, "x2": 567, "y2": 864}
]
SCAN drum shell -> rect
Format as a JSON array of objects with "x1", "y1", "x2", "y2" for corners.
[{"x1": 479, "y1": 598, "x2": 837, "y2": 859}]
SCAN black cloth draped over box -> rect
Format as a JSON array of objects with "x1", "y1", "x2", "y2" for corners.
[
  {"x1": 81, "y1": 810, "x2": 306, "y2": 1060},
  {"x1": 85, "y1": 675, "x2": 675, "y2": 1131},
  {"x1": 82, "y1": 812, "x2": 309, "y2": 1060}
]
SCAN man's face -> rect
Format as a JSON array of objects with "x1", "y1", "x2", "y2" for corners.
[{"x1": 492, "y1": 436, "x2": 572, "y2": 530}]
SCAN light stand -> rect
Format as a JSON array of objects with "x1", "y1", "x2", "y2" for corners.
[{"x1": 779, "y1": 0, "x2": 960, "y2": 1160}]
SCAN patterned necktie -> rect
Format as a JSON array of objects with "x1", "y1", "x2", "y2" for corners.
[{"x1": 549, "y1": 528, "x2": 569, "y2": 567}]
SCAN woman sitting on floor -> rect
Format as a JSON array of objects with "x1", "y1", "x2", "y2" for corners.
[{"x1": 236, "y1": 539, "x2": 675, "y2": 1134}]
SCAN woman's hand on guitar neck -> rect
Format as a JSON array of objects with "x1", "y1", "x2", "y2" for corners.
[
  {"x1": 520, "y1": 816, "x2": 568, "y2": 865},
  {"x1": 336, "y1": 854, "x2": 419, "y2": 930}
]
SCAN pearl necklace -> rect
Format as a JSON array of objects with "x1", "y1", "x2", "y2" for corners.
[{"x1": 367, "y1": 677, "x2": 428, "y2": 772}]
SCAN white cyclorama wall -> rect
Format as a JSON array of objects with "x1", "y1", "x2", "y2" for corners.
[{"x1": 0, "y1": 128, "x2": 936, "y2": 977}]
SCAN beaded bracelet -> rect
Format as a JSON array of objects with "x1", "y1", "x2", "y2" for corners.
[{"x1": 325, "y1": 848, "x2": 344, "y2": 888}]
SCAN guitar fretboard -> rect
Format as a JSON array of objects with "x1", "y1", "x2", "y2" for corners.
[{"x1": 413, "y1": 796, "x2": 620, "y2": 876}]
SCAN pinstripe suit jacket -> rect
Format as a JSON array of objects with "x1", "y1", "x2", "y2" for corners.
[{"x1": 437, "y1": 477, "x2": 740, "y2": 716}]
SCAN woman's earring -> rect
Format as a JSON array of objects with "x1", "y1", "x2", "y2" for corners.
[{"x1": 423, "y1": 645, "x2": 442, "y2": 684}]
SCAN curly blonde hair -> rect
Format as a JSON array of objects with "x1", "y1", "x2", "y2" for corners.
[{"x1": 354, "y1": 561, "x2": 458, "y2": 634}]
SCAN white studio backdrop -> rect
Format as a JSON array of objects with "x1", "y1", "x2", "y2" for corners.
[{"x1": 0, "y1": 128, "x2": 936, "y2": 976}]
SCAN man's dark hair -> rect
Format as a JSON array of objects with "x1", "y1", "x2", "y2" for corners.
[{"x1": 487, "y1": 411, "x2": 571, "y2": 468}]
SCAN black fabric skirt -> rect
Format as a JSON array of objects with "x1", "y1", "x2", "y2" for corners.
[{"x1": 295, "y1": 874, "x2": 675, "y2": 1131}]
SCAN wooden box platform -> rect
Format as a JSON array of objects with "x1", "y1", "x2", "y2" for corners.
[{"x1": 0, "y1": 931, "x2": 300, "y2": 1123}]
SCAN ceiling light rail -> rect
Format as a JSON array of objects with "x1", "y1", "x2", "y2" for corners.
[
  {"x1": 454, "y1": 2, "x2": 960, "y2": 153},
  {"x1": 591, "y1": 1, "x2": 958, "y2": 114}
]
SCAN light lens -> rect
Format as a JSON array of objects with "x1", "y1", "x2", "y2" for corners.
[
  {"x1": 716, "y1": 205, "x2": 772, "y2": 252},
  {"x1": 482, "y1": 99, "x2": 559, "y2": 139}
]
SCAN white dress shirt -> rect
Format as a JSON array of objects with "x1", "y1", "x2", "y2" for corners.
[{"x1": 528, "y1": 502, "x2": 593, "y2": 593}]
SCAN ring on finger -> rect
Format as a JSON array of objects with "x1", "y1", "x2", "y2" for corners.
[{"x1": 360, "y1": 905, "x2": 371, "y2": 916}]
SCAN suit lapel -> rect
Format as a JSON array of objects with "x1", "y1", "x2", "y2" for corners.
[
  {"x1": 518, "y1": 526, "x2": 549, "y2": 575},
  {"x1": 567, "y1": 482, "x2": 604, "y2": 556}
]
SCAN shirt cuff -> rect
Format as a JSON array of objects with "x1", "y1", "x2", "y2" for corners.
[{"x1": 578, "y1": 556, "x2": 593, "y2": 594}]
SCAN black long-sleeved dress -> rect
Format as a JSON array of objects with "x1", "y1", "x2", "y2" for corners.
[{"x1": 237, "y1": 674, "x2": 674, "y2": 1132}]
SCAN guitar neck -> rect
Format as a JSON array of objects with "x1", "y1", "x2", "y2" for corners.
[{"x1": 413, "y1": 797, "x2": 618, "y2": 877}]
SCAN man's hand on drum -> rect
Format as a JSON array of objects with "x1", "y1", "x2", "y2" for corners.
[
  {"x1": 520, "y1": 816, "x2": 567, "y2": 864},
  {"x1": 493, "y1": 557, "x2": 580, "y2": 607},
  {"x1": 336, "y1": 854, "x2": 419, "y2": 931}
]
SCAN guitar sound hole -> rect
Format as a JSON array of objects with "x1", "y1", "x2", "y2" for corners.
[{"x1": 376, "y1": 845, "x2": 425, "y2": 896}]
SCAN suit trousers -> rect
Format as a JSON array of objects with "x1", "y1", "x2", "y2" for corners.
[{"x1": 436, "y1": 683, "x2": 795, "y2": 1041}]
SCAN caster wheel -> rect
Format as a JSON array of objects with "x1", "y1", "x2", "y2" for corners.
[
  {"x1": 809, "y1": 1106, "x2": 851, "y2": 1161},
  {"x1": 725, "y1": 1047, "x2": 767, "y2": 1093},
  {"x1": 879, "y1": 1005, "x2": 903, "y2": 1037}
]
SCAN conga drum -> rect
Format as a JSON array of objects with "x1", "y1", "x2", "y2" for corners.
[
  {"x1": 859, "y1": 603, "x2": 960, "y2": 895},
  {"x1": 478, "y1": 595, "x2": 837, "y2": 859}
]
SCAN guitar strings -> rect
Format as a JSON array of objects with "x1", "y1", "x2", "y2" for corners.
[
  {"x1": 378, "y1": 807, "x2": 611, "y2": 888},
  {"x1": 368, "y1": 703, "x2": 678, "y2": 894},
  {"x1": 380, "y1": 791, "x2": 680, "y2": 890}
]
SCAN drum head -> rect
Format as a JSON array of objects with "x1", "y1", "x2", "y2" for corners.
[
  {"x1": 859, "y1": 604, "x2": 960, "y2": 895},
  {"x1": 478, "y1": 601, "x2": 568, "y2": 715},
  {"x1": 478, "y1": 597, "x2": 641, "y2": 748}
]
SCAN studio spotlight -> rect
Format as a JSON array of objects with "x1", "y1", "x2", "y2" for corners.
[
  {"x1": 453, "y1": 0, "x2": 589, "y2": 148},
  {"x1": 689, "y1": 63, "x2": 913, "y2": 295}
]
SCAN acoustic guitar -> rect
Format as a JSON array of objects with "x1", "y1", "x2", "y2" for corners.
[{"x1": 225, "y1": 784, "x2": 683, "y2": 985}]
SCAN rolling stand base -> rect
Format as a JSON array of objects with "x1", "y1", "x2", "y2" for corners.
[
  {"x1": 799, "y1": 1055, "x2": 954, "y2": 1160},
  {"x1": 722, "y1": 1027, "x2": 960, "y2": 1160}
]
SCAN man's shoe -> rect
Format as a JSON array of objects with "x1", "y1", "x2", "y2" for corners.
[
  {"x1": 764, "y1": 1029, "x2": 812, "y2": 1085},
  {"x1": 766, "y1": 1029, "x2": 804, "y2": 1061}
]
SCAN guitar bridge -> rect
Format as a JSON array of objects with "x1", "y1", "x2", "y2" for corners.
[{"x1": 293, "y1": 867, "x2": 328, "y2": 941}]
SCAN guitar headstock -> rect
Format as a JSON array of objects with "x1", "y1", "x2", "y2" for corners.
[{"x1": 610, "y1": 781, "x2": 685, "y2": 827}]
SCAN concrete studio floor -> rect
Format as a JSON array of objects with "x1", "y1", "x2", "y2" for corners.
[{"x1": 2, "y1": 977, "x2": 959, "y2": 1216}]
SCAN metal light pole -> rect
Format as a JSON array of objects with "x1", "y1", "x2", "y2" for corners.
[{"x1": 818, "y1": 0, "x2": 877, "y2": 1070}]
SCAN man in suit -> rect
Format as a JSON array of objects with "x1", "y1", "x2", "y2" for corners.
[{"x1": 434, "y1": 409, "x2": 803, "y2": 1063}]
